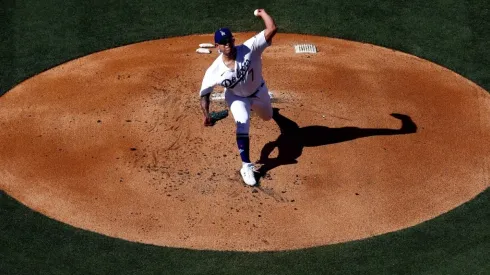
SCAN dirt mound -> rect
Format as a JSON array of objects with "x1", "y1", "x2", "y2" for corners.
[{"x1": 1, "y1": 33, "x2": 489, "y2": 251}]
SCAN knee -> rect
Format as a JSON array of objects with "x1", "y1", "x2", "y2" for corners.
[
  {"x1": 262, "y1": 109, "x2": 273, "y2": 121},
  {"x1": 262, "y1": 113, "x2": 273, "y2": 121}
]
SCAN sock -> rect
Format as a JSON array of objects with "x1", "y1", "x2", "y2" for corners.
[{"x1": 236, "y1": 133, "x2": 251, "y2": 164}]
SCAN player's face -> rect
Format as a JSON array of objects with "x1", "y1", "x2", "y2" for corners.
[{"x1": 216, "y1": 37, "x2": 235, "y2": 56}]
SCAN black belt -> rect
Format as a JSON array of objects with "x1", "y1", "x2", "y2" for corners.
[{"x1": 248, "y1": 82, "x2": 265, "y2": 98}]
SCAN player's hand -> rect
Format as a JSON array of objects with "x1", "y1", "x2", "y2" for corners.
[
  {"x1": 254, "y1": 9, "x2": 265, "y2": 16},
  {"x1": 203, "y1": 116, "x2": 213, "y2": 127}
]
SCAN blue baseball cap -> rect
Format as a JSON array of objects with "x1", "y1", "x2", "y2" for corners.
[{"x1": 214, "y1": 28, "x2": 233, "y2": 44}]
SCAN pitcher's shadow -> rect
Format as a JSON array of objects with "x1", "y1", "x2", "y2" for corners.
[{"x1": 256, "y1": 108, "x2": 417, "y2": 181}]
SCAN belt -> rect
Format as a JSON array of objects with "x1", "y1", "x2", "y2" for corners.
[{"x1": 248, "y1": 82, "x2": 265, "y2": 98}]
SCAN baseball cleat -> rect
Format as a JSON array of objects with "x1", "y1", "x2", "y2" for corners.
[{"x1": 240, "y1": 163, "x2": 257, "y2": 186}]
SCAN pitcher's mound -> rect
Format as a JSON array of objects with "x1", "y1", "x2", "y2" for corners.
[{"x1": 1, "y1": 33, "x2": 489, "y2": 251}]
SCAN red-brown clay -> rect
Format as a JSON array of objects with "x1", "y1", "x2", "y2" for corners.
[{"x1": 1, "y1": 33, "x2": 489, "y2": 251}]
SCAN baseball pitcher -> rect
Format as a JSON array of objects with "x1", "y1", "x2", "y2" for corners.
[{"x1": 199, "y1": 9, "x2": 278, "y2": 186}]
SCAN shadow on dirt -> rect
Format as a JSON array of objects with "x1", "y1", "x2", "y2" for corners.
[{"x1": 255, "y1": 108, "x2": 417, "y2": 183}]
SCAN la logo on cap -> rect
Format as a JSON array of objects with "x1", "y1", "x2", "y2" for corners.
[{"x1": 220, "y1": 30, "x2": 226, "y2": 36}]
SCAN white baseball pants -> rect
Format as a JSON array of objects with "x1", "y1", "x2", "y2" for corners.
[{"x1": 225, "y1": 84, "x2": 273, "y2": 135}]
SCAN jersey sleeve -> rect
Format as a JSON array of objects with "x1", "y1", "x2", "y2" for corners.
[
  {"x1": 245, "y1": 30, "x2": 270, "y2": 54},
  {"x1": 199, "y1": 67, "x2": 216, "y2": 97}
]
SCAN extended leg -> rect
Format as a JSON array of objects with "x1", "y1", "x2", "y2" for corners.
[
  {"x1": 227, "y1": 98, "x2": 251, "y2": 164},
  {"x1": 225, "y1": 91, "x2": 256, "y2": 186}
]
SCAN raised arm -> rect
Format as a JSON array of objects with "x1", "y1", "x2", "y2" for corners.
[{"x1": 255, "y1": 9, "x2": 278, "y2": 44}]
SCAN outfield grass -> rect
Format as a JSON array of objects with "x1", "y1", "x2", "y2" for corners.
[{"x1": 1, "y1": 0, "x2": 489, "y2": 274}]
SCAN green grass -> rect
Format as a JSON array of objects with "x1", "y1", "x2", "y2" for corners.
[
  {"x1": 1, "y1": 0, "x2": 489, "y2": 95},
  {"x1": 1, "y1": 189, "x2": 489, "y2": 274},
  {"x1": 1, "y1": 0, "x2": 489, "y2": 274}
]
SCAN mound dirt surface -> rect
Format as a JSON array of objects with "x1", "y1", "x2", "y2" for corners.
[{"x1": 1, "y1": 33, "x2": 489, "y2": 251}]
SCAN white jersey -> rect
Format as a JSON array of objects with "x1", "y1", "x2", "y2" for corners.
[{"x1": 200, "y1": 30, "x2": 270, "y2": 98}]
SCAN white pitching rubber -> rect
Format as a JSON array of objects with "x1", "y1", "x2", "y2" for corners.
[{"x1": 211, "y1": 91, "x2": 276, "y2": 102}]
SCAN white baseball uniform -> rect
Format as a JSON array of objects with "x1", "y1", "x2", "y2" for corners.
[{"x1": 200, "y1": 30, "x2": 273, "y2": 134}]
